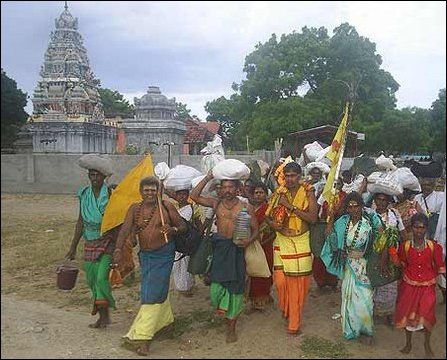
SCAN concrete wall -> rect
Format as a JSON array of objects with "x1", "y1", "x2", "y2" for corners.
[{"x1": 1, "y1": 152, "x2": 276, "y2": 194}]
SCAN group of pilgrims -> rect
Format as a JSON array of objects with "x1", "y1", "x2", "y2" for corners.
[{"x1": 65, "y1": 140, "x2": 445, "y2": 357}]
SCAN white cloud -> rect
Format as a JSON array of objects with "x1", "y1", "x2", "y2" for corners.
[{"x1": 4, "y1": 1, "x2": 446, "y2": 116}]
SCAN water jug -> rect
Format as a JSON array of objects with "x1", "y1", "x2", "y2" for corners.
[{"x1": 233, "y1": 207, "x2": 251, "y2": 246}]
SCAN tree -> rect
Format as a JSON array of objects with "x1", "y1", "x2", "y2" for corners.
[
  {"x1": 206, "y1": 23, "x2": 401, "y2": 150},
  {"x1": 98, "y1": 88, "x2": 134, "y2": 118},
  {"x1": 429, "y1": 88, "x2": 446, "y2": 152},
  {"x1": 175, "y1": 102, "x2": 192, "y2": 121},
  {"x1": 1, "y1": 69, "x2": 28, "y2": 148}
]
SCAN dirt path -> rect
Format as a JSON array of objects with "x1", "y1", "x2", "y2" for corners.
[{"x1": 1, "y1": 194, "x2": 446, "y2": 359}]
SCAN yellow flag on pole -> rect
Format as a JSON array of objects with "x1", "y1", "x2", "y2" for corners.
[
  {"x1": 101, "y1": 154, "x2": 154, "y2": 234},
  {"x1": 321, "y1": 103, "x2": 350, "y2": 209}
]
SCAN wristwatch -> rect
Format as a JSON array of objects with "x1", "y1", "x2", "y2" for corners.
[{"x1": 291, "y1": 206, "x2": 297, "y2": 212}]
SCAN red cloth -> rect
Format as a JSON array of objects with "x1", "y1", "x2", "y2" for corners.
[
  {"x1": 395, "y1": 280, "x2": 437, "y2": 331},
  {"x1": 249, "y1": 202, "x2": 274, "y2": 300},
  {"x1": 395, "y1": 240, "x2": 446, "y2": 331},
  {"x1": 312, "y1": 256, "x2": 338, "y2": 287},
  {"x1": 398, "y1": 241, "x2": 445, "y2": 285}
]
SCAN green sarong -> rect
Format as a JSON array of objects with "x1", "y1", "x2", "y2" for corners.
[
  {"x1": 84, "y1": 254, "x2": 115, "y2": 310},
  {"x1": 210, "y1": 282, "x2": 244, "y2": 319}
]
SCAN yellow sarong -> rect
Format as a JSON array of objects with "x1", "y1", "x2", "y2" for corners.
[
  {"x1": 124, "y1": 297, "x2": 174, "y2": 341},
  {"x1": 273, "y1": 232, "x2": 312, "y2": 276}
]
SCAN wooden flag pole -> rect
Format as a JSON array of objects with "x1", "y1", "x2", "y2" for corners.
[{"x1": 157, "y1": 180, "x2": 169, "y2": 243}]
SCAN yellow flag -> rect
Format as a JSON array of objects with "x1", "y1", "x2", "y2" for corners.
[
  {"x1": 101, "y1": 155, "x2": 154, "y2": 234},
  {"x1": 321, "y1": 103, "x2": 349, "y2": 208}
]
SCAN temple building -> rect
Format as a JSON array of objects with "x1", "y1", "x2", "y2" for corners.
[
  {"x1": 16, "y1": 2, "x2": 116, "y2": 153},
  {"x1": 119, "y1": 86, "x2": 186, "y2": 156}
]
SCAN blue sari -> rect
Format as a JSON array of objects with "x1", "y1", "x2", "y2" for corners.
[{"x1": 321, "y1": 213, "x2": 381, "y2": 340}]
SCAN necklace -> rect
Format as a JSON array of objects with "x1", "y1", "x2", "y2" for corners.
[
  {"x1": 222, "y1": 199, "x2": 240, "y2": 211},
  {"x1": 135, "y1": 201, "x2": 157, "y2": 234},
  {"x1": 411, "y1": 237, "x2": 426, "y2": 251},
  {"x1": 344, "y1": 217, "x2": 363, "y2": 253}
]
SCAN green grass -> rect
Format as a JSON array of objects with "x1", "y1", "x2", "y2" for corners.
[
  {"x1": 158, "y1": 309, "x2": 225, "y2": 340},
  {"x1": 299, "y1": 335, "x2": 350, "y2": 359}
]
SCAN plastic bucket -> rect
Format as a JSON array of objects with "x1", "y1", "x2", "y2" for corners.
[{"x1": 56, "y1": 263, "x2": 79, "y2": 290}]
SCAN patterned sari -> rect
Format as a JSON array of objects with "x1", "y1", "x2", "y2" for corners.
[{"x1": 321, "y1": 213, "x2": 381, "y2": 340}]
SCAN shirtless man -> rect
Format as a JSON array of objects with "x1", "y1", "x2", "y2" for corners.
[
  {"x1": 113, "y1": 176, "x2": 187, "y2": 356},
  {"x1": 190, "y1": 171, "x2": 259, "y2": 343}
]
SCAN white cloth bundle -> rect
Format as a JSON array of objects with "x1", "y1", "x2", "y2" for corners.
[
  {"x1": 154, "y1": 162, "x2": 170, "y2": 181},
  {"x1": 367, "y1": 171, "x2": 403, "y2": 196},
  {"x1": 212, "y1": 159, "x2": 250, "y2": 180},
  {"x1": 305, "y1": 161, "x2": 331, "y2": 176},
  {"x1": 78, "y1": 154, "x2": 113, "y2": 177},
  {"x1": 164, "y1": 165, "x2": 202, "y2": 191},
  {"x1": 200, "y1": 135, "x2": 225, "y2": 173},
  {"x1": 375, "y1": 154, "x2": 397, "y2": 171},
  {"x1": 389, "y1": 167, "x2": 421, "y2": 192}
]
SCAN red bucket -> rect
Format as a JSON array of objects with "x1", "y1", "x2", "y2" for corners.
[{"x1": 56, "y1": 263, "x2": 79, "y2": 290}]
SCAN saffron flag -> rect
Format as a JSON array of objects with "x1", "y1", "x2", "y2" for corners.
[
  {"x1": 101, "y1": 154, "x2": 154, "y2": 234},
  {"x1": 321, "y1": 103, "x2": 350, "y2": 211}
]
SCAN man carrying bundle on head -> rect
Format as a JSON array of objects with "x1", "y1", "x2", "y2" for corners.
[{"x1": 190, "y1": 159, "x2": 259, "y2": 344}]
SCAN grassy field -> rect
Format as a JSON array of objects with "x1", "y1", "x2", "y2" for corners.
[{"x1": 0, "y1": 194, "x2": 225, "y2": 337}]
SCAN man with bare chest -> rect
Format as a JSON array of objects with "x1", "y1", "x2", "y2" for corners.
[
  {"x1": 191, "y1": 171, "x2": 259, "y2": 343},
  {"x1": 113, "y1": 176, "x2": 187, "y2": 356}
]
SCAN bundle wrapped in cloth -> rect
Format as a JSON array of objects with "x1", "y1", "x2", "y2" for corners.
[
  {"x1": 367, "y1": 171, "x2": 403, "y2": 196},
  {"x1": 201, "y1": 134, "x2": 225, "y2": 173},
  {"x1": 78, "y1": 154, "x2": 113, "y2": 177},
  {"x1": 164, "y1": 165, "x2": 202, "y2": 191},
  {"x1": 212, "y1": 159, "x2": 250, "y2": 180},
  {"x1": 389, "y1": 167, "x2": 421, "y2": 192}
]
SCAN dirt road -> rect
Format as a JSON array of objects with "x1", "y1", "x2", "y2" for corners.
[{"x1": 1, "y1": 194, "x2": 446, "y2": 359}]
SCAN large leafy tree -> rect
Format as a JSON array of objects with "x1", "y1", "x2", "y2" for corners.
[
  {"x1": 207, "y1": 23, "x2": 402, "y2": 151},
  {"x1": 98, "y1": 88, "x2": 134, "y2": 118},
  {"x1": 1, "y1": 69, "x2": 28, "y2": 148},
  {"x1": 429, "y1": 88, "x2": 446, "y2": 152}
]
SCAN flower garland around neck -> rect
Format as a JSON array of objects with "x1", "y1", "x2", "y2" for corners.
[{"x1": 135, "y1": 201, "x2": 157, "y2": 235}]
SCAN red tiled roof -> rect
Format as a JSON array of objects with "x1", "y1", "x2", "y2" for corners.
[
  {"x1": 203, "y1": 121, "x2": 220, "y2": 134},
  {"x1": 184, "y1": 119, "x2": 216, "y2": 143}
]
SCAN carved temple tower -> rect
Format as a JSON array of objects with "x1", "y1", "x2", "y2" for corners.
[{"x1": 18, "y1": 2, "x2": 116, "y2": 153}]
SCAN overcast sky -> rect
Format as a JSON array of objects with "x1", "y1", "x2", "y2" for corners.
[{"x1": 1, "y1": 1, "x2": 446, "y2": 120}]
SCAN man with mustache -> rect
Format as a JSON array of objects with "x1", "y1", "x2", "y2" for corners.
[{"x1": 190, "y1": 171, "x2": 259, "y2": 343}]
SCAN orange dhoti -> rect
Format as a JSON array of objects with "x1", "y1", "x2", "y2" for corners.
[{"x1": 273, "y1": 231, "x2": 312, "y2": 334}]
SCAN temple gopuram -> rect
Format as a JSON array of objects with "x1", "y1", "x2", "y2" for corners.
[{"x1": 16, "y1": 2, "x2": 116, "y2": 153}]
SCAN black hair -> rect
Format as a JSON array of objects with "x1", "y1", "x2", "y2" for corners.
[
  {"x1": 250, "y1": 181, "x2": 268, "y2": 195},
  {"x1": 284, "y1": 162, "x2": 302, "y2": 174},
  {"x1": 410, "y1": 213, "x2": 429, "y2": 227},
  {"x1": 139, "y1": 176, "x2": 160, "y2": 190},
  {"x1": 221, "y1": 179, "x2": 242, "y2": 188},
  {"x1": 373, "y1": 192, "x2": 392, "y2": 202},
  {"x1": 343, "y1": 191, "x2": 364, "y2": 213}
]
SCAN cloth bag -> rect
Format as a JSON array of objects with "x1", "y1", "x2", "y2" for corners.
[
  {"x1": 245, "y1": 240, "x2": 271, "y2": 278},
  {"x1": 187, "y1": 218, "x2": 214, "y2": 275}
]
